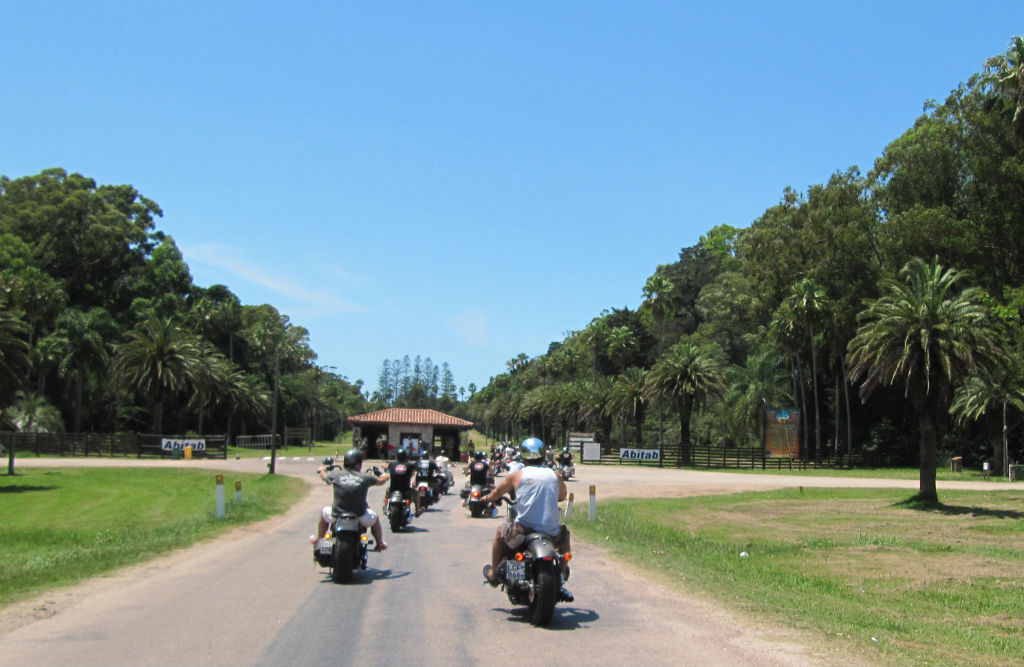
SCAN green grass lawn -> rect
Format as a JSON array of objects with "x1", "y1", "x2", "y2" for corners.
[
  {"x1": 0, "y1": 467, "x2": 308, "y2": 606},
  {"x1": 567, "y1": 487, "x2": 1024, "y2": 666}
]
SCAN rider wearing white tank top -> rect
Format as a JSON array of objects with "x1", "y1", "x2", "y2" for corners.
[{"x1": 514, "y1": 465, "x2": 561, "y2": 536}]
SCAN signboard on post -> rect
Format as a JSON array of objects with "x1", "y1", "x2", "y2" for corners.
[{"x1": 569, "y1": 432, "x2": 599, "y2": 462}]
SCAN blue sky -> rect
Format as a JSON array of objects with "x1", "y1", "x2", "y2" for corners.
[{"x1": 2, "y1": 2, "x2": 1023, "y2": 393}]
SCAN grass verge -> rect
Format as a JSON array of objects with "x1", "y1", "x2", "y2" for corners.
[
  {"x1": 567, "y1": 487, "x2": 1024, "y2": 666},
  {"x1": 0, "y1": 467, "x2": 308, "y2": 606}
]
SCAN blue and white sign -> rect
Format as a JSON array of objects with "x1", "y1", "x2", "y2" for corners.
[
  {"x1": 161, "y1": 438, "x2": 206, "y2": 452},
  {"x1": 619, "y1": 448, "x2": 659, "y2": 461}
]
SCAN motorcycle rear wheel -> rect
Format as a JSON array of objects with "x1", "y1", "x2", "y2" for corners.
[
  {"x1": 528, "y1": 560, "x2": 557, "y2": 626},
  {"x1": 331, "y1": 535, "x2": 355, "y2": 584},
  {"x1": 389, "y1": 506, "x2": 404, "y2": 532}
]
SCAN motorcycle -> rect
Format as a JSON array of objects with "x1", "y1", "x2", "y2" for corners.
[
  {"x1": 383, "y1": 489, "x2": 414, "y2": 532},
  {"x1": 465, "y1": 483, "x2": 493, "y2": 518},
  {"x1": 557, "y1": 462, "x2": 575, "y2": 481},
  {"x1": 483, "y1": 497, "x2": 573, "y2": 626},
  {"x1": 434, "y1": 469, "x2": 452, "y2": 495},
  {"x1": 313, "y1": 462, "x2": 381, "y2": 583},
  {"x1": 417, "y1": 477, "x2": 437, "y2": 509},
  {"x1": 313, "y1": 511, "x2": 374, "y2": 584}
]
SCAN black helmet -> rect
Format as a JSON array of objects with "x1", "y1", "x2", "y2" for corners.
[
  {"x1": 343, "y1": 449, "x2": 363, "y2": 469},
  {"x1": 322, "y1": 456, "x2": 334, "y2": 466},
  {"x1": 396, "y1": 448, "x2": 408, "y2": 462},
  {"x1": 562, "y1": 446, "x2": 569, "y2": 453},
  {"x1": 473, "y1": 451, "x2": 486, "y2": 461}
]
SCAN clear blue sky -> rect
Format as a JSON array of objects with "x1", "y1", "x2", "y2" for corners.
[{"x1": 3, "y1": 2, "x2": 1022, "y2": 393}]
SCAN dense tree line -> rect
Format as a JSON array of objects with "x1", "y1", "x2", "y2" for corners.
[
  {"x1": 463, "y1": 37, "x2": 1024, "y2": 502},
  {"x1": 0, "y1": 169, "x2": 368, "y2": 442}
]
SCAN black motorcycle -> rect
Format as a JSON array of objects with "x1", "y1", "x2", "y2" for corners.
[
  {"x1": 383, "y1": 489, "x2": 414, "y2": 532},
  {"x1": 483, "y1": 497, "x2": 572, "y2": 626},
  {"x1": 313, "y1": 511, "x2": 373, "y2": 583},
  {"x1": 464, "y1": 482, "x2": 494, "y2": 517}
]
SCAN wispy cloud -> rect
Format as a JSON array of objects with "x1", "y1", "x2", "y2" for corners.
[
  {"x1": 184, "y1": 243, "x2": 364, "y2": 313},
  {"x1": 447, "y1": 309, "x2": 491, "y2": 348}
]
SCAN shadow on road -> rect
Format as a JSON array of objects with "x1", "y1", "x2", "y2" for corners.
[
  {"x1": 493, "y1": 605, "x2": 599, "y2": 630},
  {"x1": 318, "y1": 568, "x2": 413, "y2": 585}
]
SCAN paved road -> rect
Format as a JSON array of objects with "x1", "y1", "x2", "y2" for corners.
[{"x1": 1, "y1": 458, "x2": 1012, "y2": 666}]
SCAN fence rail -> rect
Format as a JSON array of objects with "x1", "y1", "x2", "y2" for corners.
[
  {"x1": 0, "y1": 432, "x2": 228, "y2": 459},
  {"x1": 595, "y1": 443, "x2": 862, "y2": 470}
]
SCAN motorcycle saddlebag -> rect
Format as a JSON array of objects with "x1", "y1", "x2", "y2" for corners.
[{"x1": 314, "y1": 537, "x2": 333, "y2": 566}]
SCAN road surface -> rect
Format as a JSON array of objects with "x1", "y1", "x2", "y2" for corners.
[{"x1": 1, "y1": 458, "x2": 1009, "y2": 666}]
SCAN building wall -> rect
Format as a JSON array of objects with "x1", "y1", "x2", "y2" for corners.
[{"x1": 387, "y1": 423, "x2": 434, "y2": 456}]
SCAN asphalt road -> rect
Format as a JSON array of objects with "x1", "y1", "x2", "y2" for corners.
[{"x1": 1, "y1": 458, "x2": 1013, "y2": 666}]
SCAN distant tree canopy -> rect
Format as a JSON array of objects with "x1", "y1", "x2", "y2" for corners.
[
  {"x1": 373, "y1": 355, "x2": 459, "y2": 412},
  {"x1": 0, "y1": 168, "x2": 367, "y2": 441},
  {"x1": 463, "y1": 37, "x2": 1024, "y2": 500}
]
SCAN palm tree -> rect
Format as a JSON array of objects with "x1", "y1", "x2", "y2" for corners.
[
  {"x1": 110, "y1": 317, "x2": 201, "y2": 433},
  {"x1": 645, "y1": 340, "x2": 726, "y2": 465},
  {"x1": 607, "y1": 367, "x2": 648, "y2": 447},
  {"x1": 642, "y1": 270, "x2": 675, "y2": 448},
  {"x1": 785, "y1": 279, "x2": 826, "y2": 461},
  {"x1": 5, "y1": 390, "x2": 65, "y2": 433},
  {"x1": 0, "y1": 311, "x2": 30, "y2": 403},
  {"x1": 847, "y1": 257, "x2": 1001, "y2": 503},
  {"x1": 950, "y1": 361, "x2": 1024, "y2": 478},
  {"x1": 982, "y1": 35, "x2": 1024, "y2": 145},
  {"x1": 52, "y1": 307, "x2": 113, "y2": 433}
]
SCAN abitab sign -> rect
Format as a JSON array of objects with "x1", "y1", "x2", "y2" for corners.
[
  {"x1": 161, "y1": 438, "x2": 206, "y2": 452},
  {"x1": 619, "y1": 448, "x2": 659, "y2": 461}
]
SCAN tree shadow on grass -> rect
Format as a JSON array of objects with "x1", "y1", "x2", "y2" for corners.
[
  {"x1": 892, "y1": 494, "x2": 1024, "y2": 519},
  {"x1": 0, "y1": 484, "x2": 58, "y2": 493}
]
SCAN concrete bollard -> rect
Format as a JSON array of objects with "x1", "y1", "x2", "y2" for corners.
[
  {"x1": 215, "y1": 475, "x2": 225, "y2": 519},
  {"x1": 589, "y1": 485, "x2": 596, "y2": 522}
]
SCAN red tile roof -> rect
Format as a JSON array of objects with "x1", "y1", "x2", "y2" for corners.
[{"x1": 346, "y1": 408, "x2": 474, "y2": 429}]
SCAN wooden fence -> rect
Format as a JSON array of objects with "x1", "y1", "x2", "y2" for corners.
[
  {"x1": 595, "y1": 442, "x2": 862, "y2": 470},
  {"x1": 0, "y1": 432, "x2": 228, "y2": 459}
]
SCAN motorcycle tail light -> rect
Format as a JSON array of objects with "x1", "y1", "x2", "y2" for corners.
[
  {"x1": 471, "y1": 491, "x2": 480, "y2": 498},
  {"x1": 360, "y1": 535, "x2": 369, "y2": 543},
  {"x1": 564, "y1": 552, "x2": 572, "y2": 562},
  {"x1": 514, "y1": 552, "x2": 525, "y2": 562}
]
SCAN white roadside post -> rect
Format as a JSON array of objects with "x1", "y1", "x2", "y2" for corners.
[
  {"x1": 215, "y1": 475, "x2": 225, "y2": 519},
  {"x1": 564, "y1": 492, "x2": 574, "y2": 520},
  {"x1": 589, "y1": 485, "x2": 596, "y2": 522},
  {"x1": 235, "y1": 480, "x2": 243, "y2": 502}
]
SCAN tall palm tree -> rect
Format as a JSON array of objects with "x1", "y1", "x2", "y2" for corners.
[
  {"x1": 607, "y1": 367, "x2": 648, "y2": 446},
  {"x1": 110, "y1": 317, "x2": 201, "y2": 433},
  {"x1": 642, "y1": 270, "x2": 675, "y2": 448},
  {"x1": 847, "y1": 257, "x2": 1001, "y2": 503},
  {"x1": 645, "y1": 340, "x2": 726, "y2": 465},
  {"x1": 53, "y1": 307, "x2": 113, "y2": 433},
  {"x1": 785, "y1": 279, "x2": 827, "y2": 461}
]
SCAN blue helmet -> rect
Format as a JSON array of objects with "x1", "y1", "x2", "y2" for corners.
[{"x1": 519, "y1": 437, "x2": 545, "y2": 463}]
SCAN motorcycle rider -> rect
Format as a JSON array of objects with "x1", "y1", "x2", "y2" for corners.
[
  {"x1": 462, "y1": 450, "x2": 494, "y2": 506},
  {"x1": 317, "y1": 449, "x2": 389, "y2": 551},
  {"x1": 387, "y1": 448, "x2": 422, "y2": 517},
  {"x1": 415, "y1": 451, "x2": 441, "y2": 506},
  {"x1": 557, "y1": 446, "x2": 573, "y2": 468},
  {"x1": 482, "y1": 437, "x2": 571, "y2": 589}
]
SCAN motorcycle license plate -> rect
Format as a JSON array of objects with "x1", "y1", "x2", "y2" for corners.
[{"x1": 506, "y1": 561, "x2": 526, "y2": 581}]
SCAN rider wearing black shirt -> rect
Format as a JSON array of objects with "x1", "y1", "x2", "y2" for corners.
[{"x1": 387, "y1": 448, "x2": 421, "y2": 516}]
